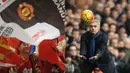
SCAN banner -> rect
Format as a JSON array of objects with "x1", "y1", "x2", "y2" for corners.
[{"x1": 0, "y1": 0, "x2": 65, "y2": 71}]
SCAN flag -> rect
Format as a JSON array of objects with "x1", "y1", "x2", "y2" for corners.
[
  {"x1": 29, "y1": 45, "x2": 36, "y2": 55},
  {"x1": 0, "y1": 36, "x2": 23, "y2": 67},
  {"x1": 0, "y1": 0, "x2": 65, "y2": 71},
  {"x1": 0, "y1": 0, "x2": 65, "y2": 43},
  {"x1": 38, "y1": 38, "x2": 65, "y2": 71},
  {"x1": 0, "y1": 0, "x2": 15, "y2": 13}
]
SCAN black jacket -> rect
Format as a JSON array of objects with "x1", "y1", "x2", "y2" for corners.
[
  {"x1": 80, "y1": 31, "x2": 117, "y2": 73},
  {"x1": 80, "y1": 31, "x2": 108, "y2": 60}
]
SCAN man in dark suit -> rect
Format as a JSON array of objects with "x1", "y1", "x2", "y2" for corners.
[{"x1": 80, "y1": 19, "x2": 117, "y2": 73}]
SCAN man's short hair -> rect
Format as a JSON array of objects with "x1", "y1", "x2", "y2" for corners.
[{"x1": 91, "y1": 19, "x2": 100, "y2": 26}]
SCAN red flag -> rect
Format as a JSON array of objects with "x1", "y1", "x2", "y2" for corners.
[
  {"x1": 38, "y1": 38, "x2": 65, "y2": 71},
  {"x1": 0, "y1": 36, "x2": 23, "y2": 67}
]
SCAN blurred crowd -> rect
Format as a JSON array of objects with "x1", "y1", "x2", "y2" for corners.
[{"x1": 65, "y1": 0, "x2": 130, "y2": 73}]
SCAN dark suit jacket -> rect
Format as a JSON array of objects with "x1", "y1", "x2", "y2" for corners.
[
  {"x1": 80, "y1": 31, "x2": 109, "y2": 62},
  {"x1": 80, "y1": 30, "x2": 117, "y2": 73}
]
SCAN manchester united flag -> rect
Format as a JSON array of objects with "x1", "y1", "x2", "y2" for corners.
[
  {"x1": 0, "y1": 0, "x2": 65, "y2": 71},
  {"x1": 0, "y1": 0, "x2": 65, "y2": 44}
]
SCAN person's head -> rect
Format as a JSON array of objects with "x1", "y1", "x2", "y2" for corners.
[
  {"x1": 72, "y1": 29, "x2": 80, "y2": 39},
  {"x1": 110, "y1": 39, "x2": 118, "y2": 48},
  {"x1": 96, "y1": 3, "x2": 104, "y2": 13},
  {"x1": 109, "y1": 24, "x2": 116, "y2": 33},
  {"x1": 18, "y1": 42, "x2": 31, "y2": 54},
  {"x1": 113, "y1": 33, "x2": 119, "y2": 39},
  {"x1": 127, "y1": 3, "x2": 130, "y2": 11},
  {"x1": 124, "y1": 38, "x2": 130, "y2": 49},
  {"x1": 108, "y1": 46, "x2": 119, "y2": 57},
  {"x1": 106, "y1": 0, "x2": 115, "y2": 8},
  {"x1": 89, "y1": 19, "x2": 100, "y2": 35},
  {"x1": 121, "y1": 0, "x2": 127, "y2": 9},
  {"x1": 118, "y1": 41, "x2": 125, "y2": 48},
  {"x1": 104, "y1": 7, "x2": 111, "y2": 16},
  {"x1": 67, "y1": 9, "x2": 73, "y2": 15},
  {"x1": 127, "y1": 10, "x2": 130, "y2": 19},
  {"x1": 65, "y1": 22, "x2": 73, "y2": 36},
  {"x1": 118, "y1": 26, "x2": 126, "y2": 34},
  {"x1": 105, "y1": 17, "x2": 114, "y2": 24},
  {"x1": 120, "y1": 13, "x2": 127, "y2": 23},
  {"x1": 115, "y1": 3, "x2": 122, "y2": 13},
  {"x1": 107, "y1": 46, "x2": 114, "y2": 53},
  {"x1": 108, "y1": 32, "x2": 115, "y2": 40},
  {"x1": 111, "y1": 10, "x2": 119, "y2": 20},
  {"x1": 107, "y1": 46, "x2": 119, "y2": 57},
  {"x1": 101, "y1": 23, "x2": 109, "y2": 32},
  {"x1": 95, "y1": 14, "x2": 102, "y2": 22},
  {"x1": 120, "y1": 33, "x2": 128, "y2": 41},
  {"x1": 69, "y1": 45, "x2": 77, "y2": 57}
]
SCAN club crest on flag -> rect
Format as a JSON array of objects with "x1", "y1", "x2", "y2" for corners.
[{"x1": 17, "y1": 2, "x2": 34, "y2": 21}]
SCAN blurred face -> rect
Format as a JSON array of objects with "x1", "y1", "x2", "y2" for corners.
[
  {"x1": 118, "y1": 41, "x2": 125, "y2": 48},
  {"x1": 127, "y1": 10, "x2": 130, "y2": 19},
  {"x1": 69, "y1": 46, "x2": 77, "y2": 56},
  {"x1": 104, "y1": 7, "x2": 111, "y2": 16},
  {"x1": 96, "y1": 3, "x2": 104, "y2": 13},
  {"x1": 102, "y1": 23, "x2": 109, "y2": 32},
  {"x1": 107, "y1": 46, "x2": 114, "y2": 53},
  {"x1": 95, "y1": 14, "x2": 101, "y2": 22},
  {"x1": 18, "y1": 42, "x2": 30, "y2": 53},
  {"x1": 72, "y1": 31, "x2": 80, "y2": 39},
  {"x1": 67, "y1": 9, "x2": 73, "y2": 15},
  {"x1": 124, "y1": 39, "x2": 130, "y2": 49},
  {"x1": 127, "y1": 4, "x2": 130, "y2": 11},
  {"x1": 111, "y1": 10, "x2": 119, "y2": 20},
  {"x1": 108, "y1": 32, "x2": 114, "y2": 39},
  {"x1": 120, "y1": 14, "x2": 127, "y2": 23},
  {"x1": 119, "y1": 27, "x2": 126, "y2": 34},
  {"x1": 89, "y1": 21, "x2": 100, "y2": 34},
  {"x1": 111, "y1": 39, "x2": 118, "y2": 48},
  {"x1": 86, "y1": 0, "x2": 93, "y2": 5},
  {"x1": 107, "y1": 1, "x2": 115, "y2": 8},
  {"x1": 115, "y1": 4, "x2": 122, "y2": 12},
  {"x1": 65, "y1": 26, "x2": 73, "y2": 35},
  {"x1": 120, "y1": 33, "x2": 127, "y2": 41},
  {"x1": 109, "y1": 25, "x2": 116, "y2": 32}
]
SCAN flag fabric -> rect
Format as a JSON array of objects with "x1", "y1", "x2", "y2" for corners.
[
  {"x1": 0, "y1": 0, "x2": 65, "y2": 72},
  {"x1": 0, "y1": 36, "x2": 23, "y2": 67},
  {"x1": 0, "y1": 0, "x2": 65, "y2": 40},
  {"x1": 0, "y1": 0, "x2": 65, "y2": 45},
  {"x1": 0, "y1": 0, "x2": 15, "y2": 12},
  {"x1": 29, "y1": 45, "x2": 36, "y2": 55},
  {"x1": 38, "y1": 39, "x2": 65, "y2": 71}
]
